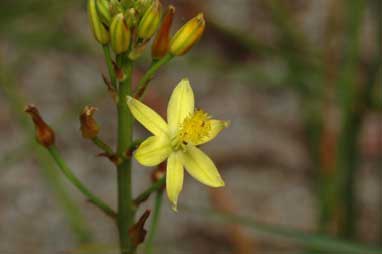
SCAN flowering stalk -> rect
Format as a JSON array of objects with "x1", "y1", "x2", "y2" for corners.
[
  {"x1": 134, "y1": 53, "x2": 174, "y2": 99},
  {"x1": 103, "y1": 45, "x2": 117, "y2": 89},
  {"x1": 116, "y1": 59, "x2": 135, "y2": 254},
  {"x1": 27, "y1": 1, "x2": 211, "y2": 253},
  {"x1": 134, "y1": 177, "x2": 165, "y2": 206},
  {"x1": 145, "y1": 189, "x2": 164, "y2": 254},
  {"x1": 47, "y1": 146, "x2": 117, "y2": 219},
  {"x1": 92, "y1": 136, "x2": 114, "y2": 155}
]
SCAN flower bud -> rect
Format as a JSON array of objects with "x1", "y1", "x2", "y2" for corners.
[
  {"x1": 151, "y1": 5, "x2": 175, "y2": 59},
  {"x1": 110, "y1": 14, "x2": 131, "y2": 54},
  {"x1": 25, "y1": 105, "x2": 55, "y2": 147},
  {"x1": 128, "y1": 210, "x2": 151, "y2": 248},
  {"x1": 170, "y1": 13, "x2": 205, "y2": 56},
  {"x1": 96, "y1": 0, "x2": 112, "y2": 26},
  {"x1": 128, "y1": 41, "x2": 148, "y2": 60},
  {"x1": 134, "y1": 0, "x2": 153, "y2": 15},
  {"x1": 80, "y1": 106, "x2": 100, "y2": 139},
  {"x1": 124, "y1": 8, "x2": 138, "y2": 28},
  {"x1": 137, "y1": 0, "x2": 161, "y2": 40},
  {"x1": 109, "y1": 0, "x2": 124, "y2": 16},
  {"x1": 88, "y1": 0, "x2": 110, "y2": 44}
]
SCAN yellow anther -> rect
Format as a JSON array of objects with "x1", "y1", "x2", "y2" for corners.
[{"x1": 178, "y1": 109, "x2": 211, "y2": 145}]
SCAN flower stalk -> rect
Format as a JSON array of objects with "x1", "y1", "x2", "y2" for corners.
[
  {"x1": 48, "y1": 145, "x2": 116, "y2": 219},
  {"x1": 103, "y1": 45, "x2": 117, "y2": 89},
  {"x1": 134, "y1": 177, "x2": 165, "y2": 207},
  {"x1": 134, "y1": 53, "x2": 174, "y2": 99},
  {"x1": 116, "y1": 59, "x2": 135, "y2": 254},
  {"x1": 27, "y1": 1, "x2": 209, "y2": 253},
  {"x1": 145, "y1": 190, "x2": 164, "y2": 254}
]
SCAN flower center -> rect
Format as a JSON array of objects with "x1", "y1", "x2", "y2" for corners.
[{"x1": 171, "y1": 109, "x2": 211, "y2": 150}]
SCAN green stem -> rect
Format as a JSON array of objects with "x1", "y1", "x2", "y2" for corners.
[
  {"x1": 0, "y1": 63, "x2": 93, "y2": 243},
  {"x1": 92, "y1": 136, "x2": 114, "y2": 155},
  {"x1": 134, "y1": 54, "x2": 174, "y2": 99},
  {"x1": 103, "y1": 45, "x2": 117, "y2": 89},
  {"x1": 47, "y1": 146, "x2": 116, "y2": 218},
  {"x1": 134, "y1": 177, "x2": 165, "y2": 206},
  {"x1": 145, "y1": 190, "x2": 164, "y2": 254},
  {"x1": 116, "y1": 59, "x2": 134, "y2": 254},
  {"x1": 335, "y1": 0, "x2": 365, "y2": 239}
]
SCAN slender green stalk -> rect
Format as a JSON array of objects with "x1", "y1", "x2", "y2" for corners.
[
  {"x1": 134, "y1": 177, "x2": 165, "y2": 206},
  {"x1": 134, "y1": 54, "x2": 174, "y2": 99},
  {"x1": 335, "y1": 0, "x2": 365, "y2": 239},
  {"x1": 0, "y1": 64, "x2": 92, "y2": 242},
  {"x1": 116, "y1": 58, "x2": 134, "y2": 254},
  {"x1": 186, "y1": 206, "x2": 382, "y2": 254},
  {"x1": 145, "y1": 190, "x2": 164, "y2": 254},
  {"x1": 36, "y1": 144, "x2": 92, "y2": 242},
  {"x1": 47, "y1": 146, "x2": 116, "y2": 218},
  {"x1": 92, "y1": 136, "x2": 114, "y2": 155},
  {"x1": 103, "y1": 45, "x2": 117, "y2": 89}
]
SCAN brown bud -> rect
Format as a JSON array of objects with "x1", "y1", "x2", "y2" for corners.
[
  {"x1": 80, "y1": 106, "x2": 100, "y2": 139},
  {"x1": 151, "y1": 5, "x2": 175, "y2": 59},
  {"x1": 25, "y1": 105, "x2": 55, "y2": 147},
  {"x1": 128, "y1": 210, "x2": 151, "y2": 248}
]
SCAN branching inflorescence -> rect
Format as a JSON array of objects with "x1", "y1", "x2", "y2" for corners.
[{"x1": 25, "y1": 0, "x2": 229, "y2": 253}]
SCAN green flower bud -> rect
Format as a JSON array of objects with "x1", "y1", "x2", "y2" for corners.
[
  {"x1": 110, "y1": 14, "x2": 132, "y2": 54},
  {"x1": 124, "y1": 8, "x2": 138, "y2": 28},
  {"x1": 96, "y1": 0, "x2": 112, "y2": 26},
  {"x1": 109, "y1": 0, "x2": 124, "y2": 17},
  {"x1": 170, "y1": 13, "x2": 205, "y2": 56},
  {"x1": 128, "y1": 41, "x2": 149, "y2": 60},
  {"x1": 137, "y1": 0, "x2": 161, "y2": 40},
  {"x1": 88, "y1": 0, "x2": 110, "y2": 44},
  {"x1": 120, "y1": 0, "x2": 134, "y2": 9}
]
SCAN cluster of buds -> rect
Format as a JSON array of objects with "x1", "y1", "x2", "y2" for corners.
[{"x1": 88, "y1": 0, "x2": 206, "y2": 59}]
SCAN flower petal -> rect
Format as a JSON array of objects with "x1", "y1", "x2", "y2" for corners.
[
  {"x1": 166, "y1": 152, "x2": 184, "y2": 211},
  {"x1": 167, "y1": 78, "x2": 194, "y2": 134},
  {"x1": 134, "y1": 136, "x2": 171, "y2": 166},
  {"x1": 181, "y1": 145, "x2": 225, "y2": 187},
  {"x1": 194, "y1": 120, "x2": 230, "y2": 146},
  {"x1": 127, "y1": 96, "x2": 169, "y2": 137}
]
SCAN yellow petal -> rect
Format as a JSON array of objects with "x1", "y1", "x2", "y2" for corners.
[
  {"x1": 181, "y1": 145, "x2": 225, "y2": 187},
  {"x1": 167, "y1": 78, "x2": 194, "y2": 134},
  {"x1": 127, "y1": 96, "x2": 169, "y2": 137},
  {"x1": 166, "y1": 152, "x2": 184, "y2": 211},
  {"x1": 194, "y1": 120, "x2": 230, "y2": 146},
  {"x1": 135, "y1": 136, "x2": 171, "y2": 166}
]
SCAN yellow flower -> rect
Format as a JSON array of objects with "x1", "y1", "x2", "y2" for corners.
[{"x1": 127, "y1": 79, "x2": 229, "y2": 211}]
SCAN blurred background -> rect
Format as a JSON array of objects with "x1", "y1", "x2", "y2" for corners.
[{"x1": 0, "y1": 0, "x2": 381, "y2": 253}]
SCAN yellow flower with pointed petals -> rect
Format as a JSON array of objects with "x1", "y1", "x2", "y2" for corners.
[{"x1": 127, "y1": 78, "x2": 229, "y2": 211}]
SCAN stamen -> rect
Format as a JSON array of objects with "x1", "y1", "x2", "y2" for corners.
[{"x1": 177, "y1": 109, "x2": 211, "y2": 146}]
